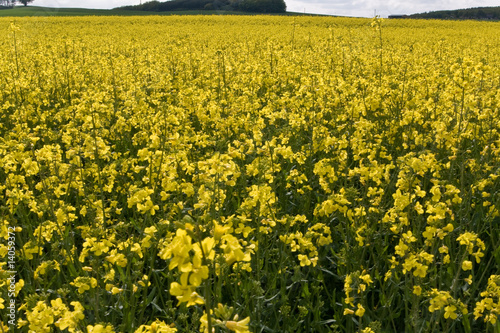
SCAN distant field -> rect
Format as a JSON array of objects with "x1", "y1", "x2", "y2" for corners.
[{"x1": 0, "y1": 5, "x2": 314, "y2": 17}]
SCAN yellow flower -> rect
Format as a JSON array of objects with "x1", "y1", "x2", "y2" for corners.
[
  {"x1": 443, "y1": 255, "x2": 451, "y2": 264},
  {"x1": 144, "y1": 226, "x2": 157, "y2": 236},
  {"x1": 15, "y1": 279, "x2": 24, "y2": 297},
  {"x1": 71, "y1": 277, "x2": 97, "y2": 294},
  {"x1": 169, "y1": 274, "x2": 204, "y2": 306},
  {"x1": 298, "y1": 254, "x2": 311, "y2": 266},
  {"x1": 413, "y1": 263, "x2": 429, "y2": 278},
  {"x1": 444, "y1": 305, "x2": 458, "y2": 320},
  {"x1": 105, "y1": 250, "x2": 128, "y2": 267},
  {"x1": 9, "y1": 22, "x2": 21, "y2": 32},
  {"x1": 83, "y1": 237, "x2": 112, "y2": 256},
  {"x1": 54, "y1": 301, "x2": 85, "y2": 332},
  {"x1": 130, "y1": 242, "x2": 143, "y2": 258},
  {"x1": 428, "y1": 290, "x2": 451, "y2": 312},
  {"x1": 462, "y1": 260, "x2": 473, "y2": 271},
  {"x1": 25, "y1": 301, "x2": 54, "y2": 332},
  {"x1": 402, "y1": 231, "x2": 417, "y2": 243},
  {"x1": 355, "y1": 304, "x2": 366, "y2": 317},
  {"x1": 160, "y1": 229, "x2": 193, "y2": 270},
  {"x1": 472, "y1": 250, "x2": 485, "y2": 263},
  {"x1": 343, "y1": 308, "x2": 354, "y2": 315},
  {"x1": 34, "y1": 260, "x2": 60, "y2": 279},
  {"x1": 360, "y1": 273, "x2": 373, "y2": 285},
  {"x1": 111, "y1": 287, "x2": 124, "y2": 295},
  {"x1": 88, "y1": 324, "x2": 116, "y2": 333},
  {"x1": 225, "y1": 316, "x2": 250, "y2": 333}
]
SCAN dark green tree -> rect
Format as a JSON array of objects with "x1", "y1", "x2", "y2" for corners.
[
  {"x1": 119, "y1": 0, "x2": 288, "y2": 13},
  {"x1": 17, "y1": 0, "x2": 34, "y2": 6},
  {"x1": 238, "y1": 0, "x2": 286, "y2": 13}
]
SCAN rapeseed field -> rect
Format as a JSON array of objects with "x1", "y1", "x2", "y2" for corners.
[{"x1": 0, "y1": 15, "x2": 499, "y2": 332}]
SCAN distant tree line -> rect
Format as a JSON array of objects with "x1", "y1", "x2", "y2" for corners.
[
  {"x1": 406, "y1": 6, "x2": 500, "y2": 20},
  {"x1": 0, "y1": 0, "x2": 34, "y2": 7},
  {"x1": 118, "y1": 0, "x2": 287, "y2": 13}
]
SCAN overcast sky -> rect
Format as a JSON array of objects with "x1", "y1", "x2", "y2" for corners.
[{"x1": 30, "y1": 0, "x2": 500, "y2": 18}]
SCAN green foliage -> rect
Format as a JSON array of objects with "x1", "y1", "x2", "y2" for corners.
[
  {"x1": 119, "y1": 0, "x2": 287, "y2": 14},
  {"x1": 238, "y1": 0, "x2": 286, "y2": 13},
  {"x1": 18, "y1": 0, "x2": 34, "y2": 6},
  {"x1": 408, "y1": 6, "x2": 500, "y2": 20},
  {"x1": 120, "y1": 0, "x2": 225, "y2": 12}
]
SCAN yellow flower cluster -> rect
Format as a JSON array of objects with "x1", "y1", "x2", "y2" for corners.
[
  {"x1": 135, "y1": 319, "x2": 177, "y2": 333},
  {"x1": 160, "y1": 227, "x2": 212, "y2": 306},
  {"x1": 427, "y1": 289, "x2": 467, "y2": 320},
  {"x1": 343, "y1": 271, "x2": 373, "y2": 317},
  {"x1": 475, "y1": 275, "x2": 500, "y2": 324},
  {"x1": 19, "y1": 299, "x2": 84, "y2": 332},
  {"x1": 279, "y1": 221, "x2": 332, "y2": 266},
  {"x1": 200, "y1": 303, "x2": 250, "y2": 333}
]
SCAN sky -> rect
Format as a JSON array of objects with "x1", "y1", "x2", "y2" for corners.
[{"x1": 30, "y1": 0, "x2": 500, "y2": 18}]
